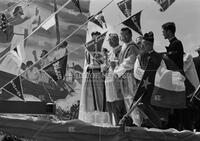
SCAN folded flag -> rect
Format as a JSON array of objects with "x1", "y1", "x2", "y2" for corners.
[{"x1": 150, "y1": 60, "x2": 186, "y2": 109}]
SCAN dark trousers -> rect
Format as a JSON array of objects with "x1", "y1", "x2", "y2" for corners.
[
  {"x1": 167, "y1": 108, "x2": 193, "y2": 131},
  {"x1": 107, "y1": 100, "x2": 126, "y2": 126}
]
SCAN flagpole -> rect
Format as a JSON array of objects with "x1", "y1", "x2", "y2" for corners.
[
  {"x1": 54, "y1": 0, "x2": 60, "y2": 45},
  {"x1": 190, "y1": 84, "x2": 200, "y2": 102},
  {"x1": 0, "y1": 0, "x2": 114, "y2": 92}
]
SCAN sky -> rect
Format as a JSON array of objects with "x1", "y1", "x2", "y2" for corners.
[{"x1": 89, "y1": 0, "x2": 200, "y2": 57}]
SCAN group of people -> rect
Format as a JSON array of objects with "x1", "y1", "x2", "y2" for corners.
[
  {"x1": 21, "y1": 41, "x2": 69, "y2": 85},
  {"x1": 79, "y1": 22, "x2": 200, "y2": 131}
]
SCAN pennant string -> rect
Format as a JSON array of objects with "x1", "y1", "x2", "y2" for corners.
[{"x1": 0, "y1": 0, "x2": 114, "y2": 91}]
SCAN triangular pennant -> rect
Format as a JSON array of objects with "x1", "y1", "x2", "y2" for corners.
[
  {"x1": 122, "y1": 11, "x2": 143, "y2": 35},
  {"x1": 85, "y1": 31, "x2": 107, "y2": 53},
  {"x1": 154, "y1": 0, "x2": 175, "y2": 12},
  {"x1": 71, "y1": 0, "x2": 82, "y2": 14},
  {"x1": 43, "y1": 55, "x2": 68, "y2": 82},
  {"x1": 3, "y1": 76, "x2": 24, "y2": 100},
  {"x1": 89, "y1": 15, "x2": 103, "y2": 28},
  {"x1": 42, "y1": 55, "x2": 75, "y2": 95},
  {"x1": 96, "y1": 11, "x2": 107, "y2": 28},
  {"x1": 117, "y1": 0, "x2": 132, "y2": 17}
]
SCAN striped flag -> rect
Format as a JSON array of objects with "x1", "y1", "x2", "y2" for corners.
[
  {"x1": 134, "y1": 52, "x2": 186, "y2": 127},
  {"x1": 154, "y1": 0, "x2": 175, "y2": 12},
  {"x1": 150, "y1": 60, "x2": 186, "y2": 109}
]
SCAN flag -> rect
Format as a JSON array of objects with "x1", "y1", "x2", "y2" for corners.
[
  {"x1": 3, "y1": 76, "x2": 24, "y2": 100},
  {"x1": 43, "y1": 55, "x2": 68, "y2": 82},
  {"x1": 133, "y1": 55, "x2": 162, "y2": 127},
  {"x1": 154, "y1": 0, "x2": 175, "y2": 12},
  {"x1": 41, "y1": 15, "x2": 56, "y2": 30},
  {"x1": 122, "y1": 11, "x2": 143, "y2": 35},
  {"x1": 117, "y1": 0, "x2": 132, "y2": 17},
  {"x1": 134, "y1": 53, "x2": 186, "y2": 127},
  {"x1": 85, "y1": 31, "x2": 107, "y2": 53},
  {"x1": 150, "y1": 61, "x2": 186, "y2": 109},
  {"x1": 0, "y1": 13, "x2": 8, "y2": 32},
  {"x1": 43, "y1": 55, "x2": 74, "y2": 93},
  {"x1": 0, "y1": 13, "x2": 14, "y2": 43},
  {"x1": 89, "y1": 11, "x2": 107, "y2": 29},
  {"x1": 71, "y1": 0, "x2": 82, "y2": 14}
]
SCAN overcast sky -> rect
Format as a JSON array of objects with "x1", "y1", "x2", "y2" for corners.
[{"x1": 89, "y1": 0, "x2": 200, "y2": 56}]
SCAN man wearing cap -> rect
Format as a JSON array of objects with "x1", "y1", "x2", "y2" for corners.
[
  {"x1": 113, "y1": 27, "x2": 139, "y2": 125},
  {"x1": 103, "y1": 33, "x2": 126, "y2": 125},
  {"x1": 133, "y1": 31, "x2": 169, "y2": 127}
]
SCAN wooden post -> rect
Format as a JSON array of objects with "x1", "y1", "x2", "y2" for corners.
[{"x1": 54, "y1": 0, "x2": 60, "y2": 46}]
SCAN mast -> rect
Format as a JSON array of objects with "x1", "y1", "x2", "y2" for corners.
[{"x1": 54, "y1": 0, "x2": 60, "y2": 45}]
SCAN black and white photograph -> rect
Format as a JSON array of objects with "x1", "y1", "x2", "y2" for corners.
[{"x1": 0, "y1": 0, "x2": 199, "y2": 140}]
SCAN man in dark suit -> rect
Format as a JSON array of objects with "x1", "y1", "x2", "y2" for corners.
[
  {"x1": 162, "y1": 22, "x2": 184, "y2": 71},
  {"x1": 162, "y1": 22, "x2": 192, "y2": 130}
]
